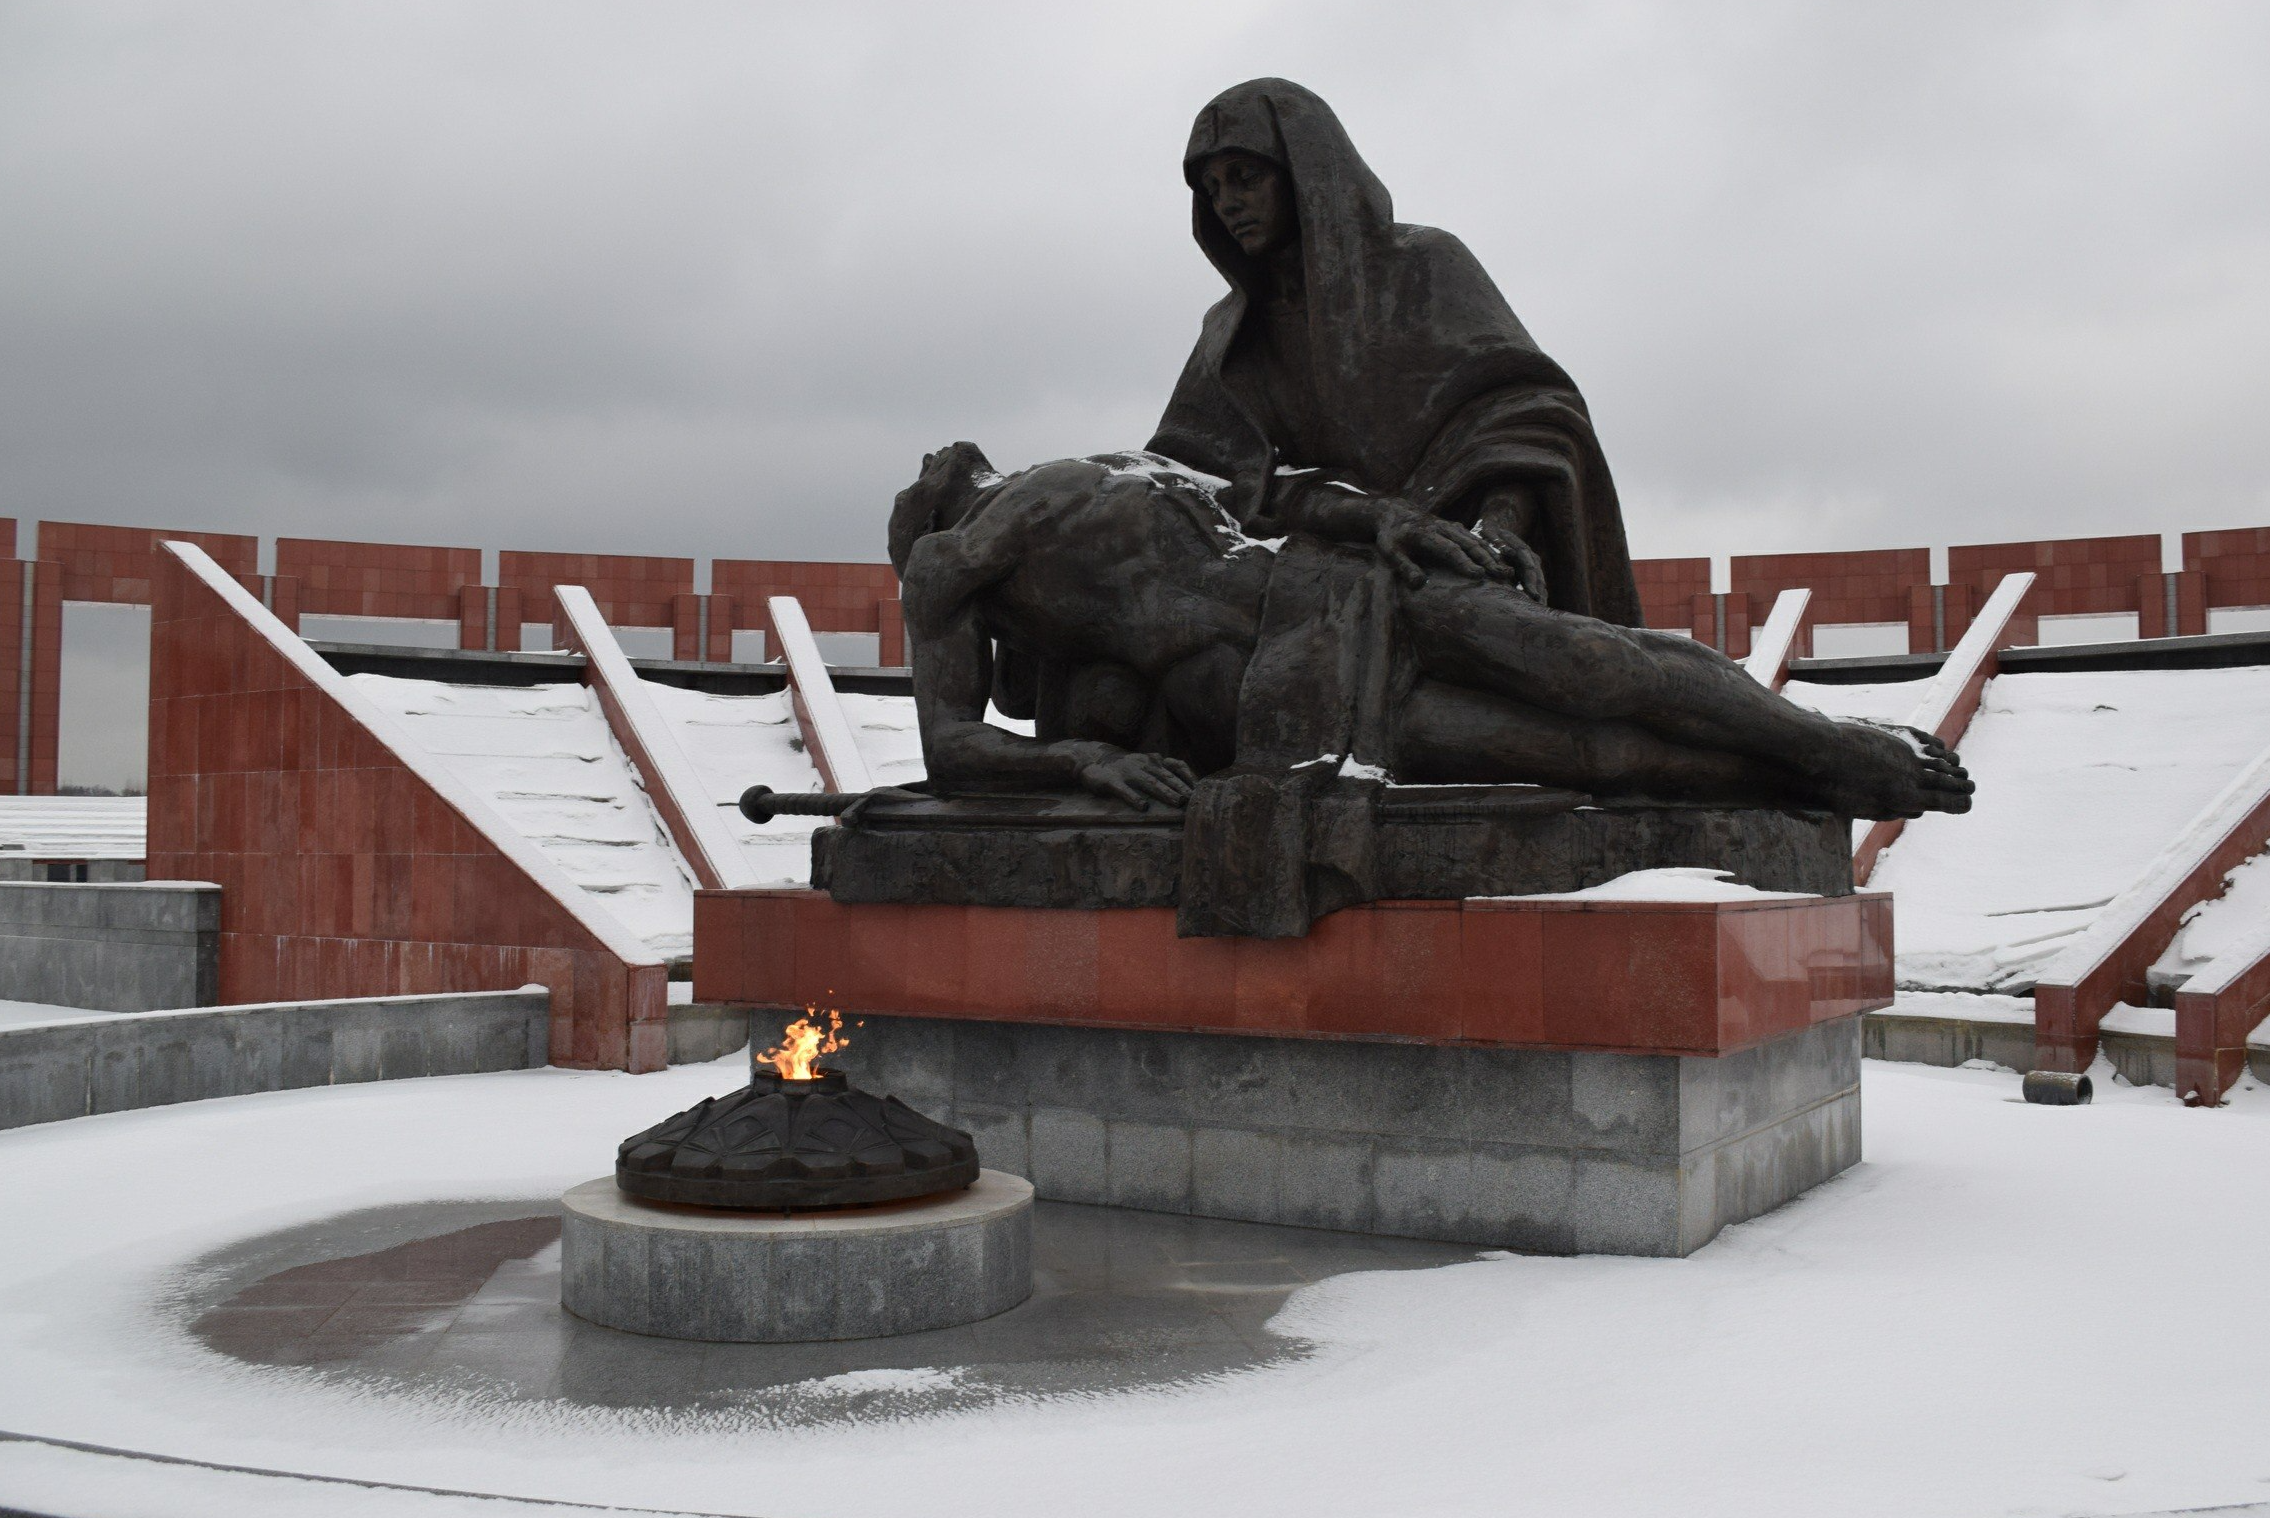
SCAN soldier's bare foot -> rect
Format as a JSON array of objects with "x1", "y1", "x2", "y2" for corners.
[{"x1": 1812, "y1": 722, "x2": 1973, "y2": 819}]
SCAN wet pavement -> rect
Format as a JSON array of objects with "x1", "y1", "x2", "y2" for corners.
[{"x1": 178, "y1": 1196, "x2": 1475, "y2": 1424}]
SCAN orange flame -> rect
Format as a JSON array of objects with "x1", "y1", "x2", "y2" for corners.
[{"x1": 761, "y1": 1007, "x2": 848, "y2": 1081}]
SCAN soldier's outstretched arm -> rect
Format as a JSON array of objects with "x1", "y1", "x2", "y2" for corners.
[{"x1": 908, "y1": 599, "x2": 1194, "y2": 808}]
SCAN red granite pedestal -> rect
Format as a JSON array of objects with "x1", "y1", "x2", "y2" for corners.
[{"x1": 693, "y1": 890, "x2": 1892, "y2": 1257}]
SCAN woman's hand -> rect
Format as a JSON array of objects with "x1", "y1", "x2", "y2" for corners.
[
  {"x1": 1078, "y1": 750, "x2": 1198, "y2": 810},
  {"x1": 1374, "y1": 503, "x2": 1499, "y2": 588}
]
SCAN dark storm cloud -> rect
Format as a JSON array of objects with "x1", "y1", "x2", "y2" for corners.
[{"x1": 2, "y1": 0, "x2": 2265, "y2": 574}]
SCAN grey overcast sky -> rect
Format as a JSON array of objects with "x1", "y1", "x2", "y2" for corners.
[{"x1": 3, "y1": 0, "x2": 2267, "y2": 572}]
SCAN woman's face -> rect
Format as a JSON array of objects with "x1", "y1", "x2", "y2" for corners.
[{"x1": 1198, "y1": 151, "x2": 1292, "y2": 258}]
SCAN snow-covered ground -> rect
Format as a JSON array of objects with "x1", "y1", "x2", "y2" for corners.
[
  {"x1": 2, "y1": 1058, "x2": 2269, "y2": 1518},
  {"x1": 1792, "y1": 667, "x2": 2270, "y2": 991},
  {"x1": 349, "y1": 676, "x2": 696, "y2": 959}
]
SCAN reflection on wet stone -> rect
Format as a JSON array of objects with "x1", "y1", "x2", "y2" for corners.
[{"x1": 182, "y1": 1199, "x2": 1470, "y2": 1423}]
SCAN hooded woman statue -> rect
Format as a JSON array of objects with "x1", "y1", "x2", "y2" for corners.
[{"x1": 1149, "y1": 78, "x2": 1644, "y2": 626}]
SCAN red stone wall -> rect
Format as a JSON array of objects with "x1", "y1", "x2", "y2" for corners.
[
  {"x1": 147, "y1": 544, "x2": 668, "y2": 1070},
  {"x1": 276, "y1": 538, "x2": 481, "y2": 623},
  {"x1": 1950, "y1": 534, "x2": 2160, "y2": 619},
  {"x1": 0, "y1": 554, "x2": 20, "y2": 795},
  {"x1": 28, "y1": 571, "x2": 59, "y2": 796},
  {"x1": 40, "y1": 520, "x2": 258, "y2": 603},
  {"x1": 1732, "y1": 548, "x2": 1929, "y2": 656},
  {"x1": 1633, "y1": 556, "x2": 1710, "y2": 633},
  {"x1": 712, "y1": 560, "x2": 900, "y2": 650},
  {"x1": 2185, "y1": 528, "x2": 2270, "y2": 625},
  {"x1": 878, "y1": 598, "x2": 906, "y2": 667},
  {"x1": 499, "y1": 550, "x2": 692, "y2": 629}
]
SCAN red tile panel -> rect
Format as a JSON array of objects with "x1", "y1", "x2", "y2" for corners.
[
  {"x1": 39, "y1": 520, "x2": 257, "y2": 604},
  {"x1": 2184, "y1": 528, "x2": 2270, "y2": 617},
  {"x1": 28, "y1": 572, "x2": 60, "y2": 794},
  {"x1": 1732, "y1": 548, "x2": 1928, "y2": 647},
  {"x1": 493, "y1": 588, "x2": 524, "y2": 652},
  {"x1": 2175, "y1": 962, "x2": 2270, "y2": 1108},
  {"x1": 1906, "y1": 585, "x2": 1937, "y2": 654},
  {"x1": 1721, "y1": 595, "x2": 1752, "y2": 660},
  {"x1": 275, "y1": 538, "x2": 480, "y2": 622},
  {"x1": 1949, "y1": 535, "x2": 2159, "y2": 618},
  {"x1": 693, "y1": 889, "x2": 1892, "y2": 1059},
  {"x1": 1633, "y1": 557, "x2": 1710, "y2": 633},
  {"x1": 712, "y1": 560, "x2": 900, "y2": 636},
  {"x1": 672, "y1": 593, "x2": 703, "y2": 663},
  {"x1": 0, "y1": 563, "x2": 20, "y2": 794},
  {"x1": 146, "y1": 544, "x2": 669, "y2": 1070},
  {"x1": 499, "y1": 551, "x2": 692, "y2": 628},
  {"x1": 456, "y1": 586, "x2": 488, "y2": 650},
  {"x1": 264, "y1": 576, "x2": 301, "y2": 634},
  {"x1": 878, "y1": 599, "x2": 906, "y2": 667}
]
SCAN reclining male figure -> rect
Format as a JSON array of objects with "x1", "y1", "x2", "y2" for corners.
[{"x1": 889, "y1": 442, "x2": 1972, "y2": 821}]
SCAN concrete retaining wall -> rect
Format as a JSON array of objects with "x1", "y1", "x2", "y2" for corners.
[
  {"x1": 1863, "y1": 1010, "x2": 2040, "y2": 1073},
  {"x1": 0, "y1": 880, "x2": 218, "y2": 1011},
  {"x1": 842, "y1": 1013, "x2": 1861, "y2": 1258},
  {"x1": 0, "y1": 987, "x2": 550, "y2": 1131},
  {"x1": 1861, "y1": 1008, "x2": 2270, "y2": 1089}
]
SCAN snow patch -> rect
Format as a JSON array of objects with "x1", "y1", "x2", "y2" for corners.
[
  {"x1": 2099, "y1": 1003, "x2": 2176, "y2": 1038},
  {"x1": 1490, "y1": 867, "x2": 1815, "y2": 903}
]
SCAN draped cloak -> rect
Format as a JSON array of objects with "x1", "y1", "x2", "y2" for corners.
[{"x1": 1147, "y1": 77, "x2": 1644, "y2": 628}]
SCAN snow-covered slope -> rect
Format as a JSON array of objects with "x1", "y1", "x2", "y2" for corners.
[
  {"x1": 349, "y1": 675, "x2": 696, "y2": 959},
  {"x1": 642, "y1": 682, "x2": 826, "y2": 886},
  {"x1": 1792, "y1": 667, "x2": 2270, "y2": 991},
  {"x1": 1779, "y1": 677, "x2": 1929, "y2": 729},
  {"x1": 632, "y1": 680, "x2": 926, "y2": 888},
  {"x1": 839, "y1": 691, "x2": 925, "y2": 789}
]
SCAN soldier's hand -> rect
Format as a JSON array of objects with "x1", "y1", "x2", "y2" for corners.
[
  {"x1": 1478, "y1": 525, "x2": 1549, "y2": 602},
  {"x1": 1078, "y1": 751, "x2": 1198, "y2": 810}
]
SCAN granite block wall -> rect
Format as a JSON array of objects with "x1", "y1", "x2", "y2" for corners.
[
  {"x1": 0, "y1": 987, "x2": 549, "y2": 1130},
  {"x1": 0, "y1": 880, "x2": 218, "y2": 1011},
  {"x1": 838, "y1": 1012, "x2": 1862, "y2": 1257}
]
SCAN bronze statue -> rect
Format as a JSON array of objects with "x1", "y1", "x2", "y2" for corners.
[{"x1": 836, "y1": 79, "x2": 1970, "y2": 937}]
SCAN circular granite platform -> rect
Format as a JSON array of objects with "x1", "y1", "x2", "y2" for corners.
[{"x1": 559, "y1": 1170, "x2": 1033, "y2": 1342}]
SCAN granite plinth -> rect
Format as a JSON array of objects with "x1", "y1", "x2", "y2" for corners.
[
  {"x1": 812, "y1": 791, "x2": 1853, "y2": 914},
  {"x1": 832, "y1": 1014, "x2": 1861, "y2": 1258},
  {"x1": 559, "y1": 1171, "x2": 1033, "y2": 1342}
]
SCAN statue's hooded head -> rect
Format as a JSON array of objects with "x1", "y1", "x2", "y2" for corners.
[{"x1": 1181, "y1": 78, "x2": 1394, "y2": 300}]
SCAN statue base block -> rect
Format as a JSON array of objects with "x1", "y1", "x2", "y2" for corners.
[
  {"x1": 693, "y1": 889, "x2": 1889, "y2": 1256},
  {"x1": 811, "y1": 790, "x2": 1854, "y2": 917}
]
